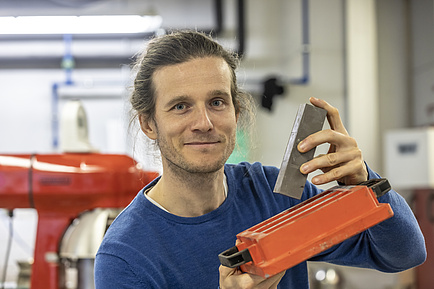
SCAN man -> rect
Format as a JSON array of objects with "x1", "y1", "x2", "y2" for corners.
[{"x1": 94, "y1": 31, "x2": 426, "y2": 289}]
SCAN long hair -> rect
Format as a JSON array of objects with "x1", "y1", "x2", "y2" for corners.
[{"x1": 129, "y1": 30, "x2": 255, "y2": 132}]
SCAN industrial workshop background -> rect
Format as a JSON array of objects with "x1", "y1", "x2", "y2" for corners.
[{"x1": 0, "y1": 0, "x2": 433, "y2": 288}]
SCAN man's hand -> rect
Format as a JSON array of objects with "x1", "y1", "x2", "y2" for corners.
[
  {"x1": 219, "y1": 265, "x2": 285, "y2": 289},
  {"x1": 298, "y1": 97, "x2": 368, "y2": 185}
]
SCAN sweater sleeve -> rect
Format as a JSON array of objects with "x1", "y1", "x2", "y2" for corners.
[
  {"x1": 310, "y1": 165, "x2": 426, "y2": 272},
  {"x1": 94, "y1": 251, "x2": 162, "y2": 289},
  {"x1": 94, "y1": 253, "x2": 143, "y2": 289}
]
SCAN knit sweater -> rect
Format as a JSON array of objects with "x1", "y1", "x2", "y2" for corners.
[{"x1": 95, "y1": 162, "x2": 426, "y2": 289}]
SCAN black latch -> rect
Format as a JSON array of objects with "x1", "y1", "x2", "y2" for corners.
[
  {"x1": 358, "y1": 178, "x2": 391, "y2": 198},
  {"x1": 218, "y1": 246, "x2": 253, "y2": 268}
]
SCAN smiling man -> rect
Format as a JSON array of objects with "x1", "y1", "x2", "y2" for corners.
[
  {"x1": 139, "y1": 57, "x2": 237, "y2": 217},
  {"x1": 94, "y1": 31, "x2": 426, "y2": 289}
]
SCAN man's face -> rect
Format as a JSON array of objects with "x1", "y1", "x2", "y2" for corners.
[{"x1": 142, "y1": 56, "x2": 238, "y2": 174}]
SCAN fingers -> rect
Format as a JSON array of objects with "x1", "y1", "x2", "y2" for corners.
[
  {"x1": 268, "y1": 271, "x2": 286, "y2": 289},
  {"x1": 219, "y1": 265, "x2": 286, "y2": 289},
  {"x1": 300, "y1": 147, "x2": 362, "y2": 185},
  {"x1": 298, "y1": 97, "x2": 368, "y2": 185},
  {"x1": 300, "y1": 145, "x2": 361, "y2": 175},
  {"x1": 298, "y1": 129, "x2": 367, "y2": 185},
  {"x1": 298, "y1": 128, "x2": 355, "y2": 154},
  {"x1": 219, "y1": 265, "x2": 262, "y2": 289},
  {"x1": 219, "y1": 265, "x2": 237, "y2": 279},
  {"x1": 305, "y1": 155, "x2": 366, "y2": 185},
  {"x1": 309, "y1": 97, "x2": 348, "y2": 135}
]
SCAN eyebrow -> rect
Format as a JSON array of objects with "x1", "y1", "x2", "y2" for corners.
[
  {"x1": 163, "y1": 90, "x2": 231, "y2": 110},
  {"x1": 163, "y1": 95, "x2": 191, "y2": 110},
  {"x1": 209, "y1": 89, "x2": 231, "y2": 99}
]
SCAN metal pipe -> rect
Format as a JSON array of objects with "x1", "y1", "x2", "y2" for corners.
[
  {"x1": 237, "y1": 0, "x2": 246, "y2": 58},
  {"x1": 213, "y1": 0, "x2": 223, "y2": 35},
  {"x1": 288, "y1": 0, "x2": 310, "y2": 84},
  {"x1": 52, "y1": 34, "x2": 75, "y2": 150}
]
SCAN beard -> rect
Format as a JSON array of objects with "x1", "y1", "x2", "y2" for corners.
[{"x1": 156, "y1": 130, "x2": 236, "y2": 176}]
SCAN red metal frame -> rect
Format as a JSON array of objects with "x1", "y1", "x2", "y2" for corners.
[
  {"x1": 0, "y1": 153, "x2": 158, "y2": 289},
  {"x1": 413, "y1": 189, "x2": 434, "y2": 289}
]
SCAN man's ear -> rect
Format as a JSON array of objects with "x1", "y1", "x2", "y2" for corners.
[{"x1": 139, "y1": 115, "x2": 157, "y2": 140}]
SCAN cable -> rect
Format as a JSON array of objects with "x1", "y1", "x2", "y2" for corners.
[
  {"x1": 0, "y1": 210, "x2": 13, "y2": 289},
  {"x1": 0, "y1": 213, "x2": 34, "y2": 256}
]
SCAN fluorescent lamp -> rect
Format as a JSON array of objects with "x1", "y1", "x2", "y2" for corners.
[{"x1": 0, "y1": 15, "x2": 162, "y2": 35}]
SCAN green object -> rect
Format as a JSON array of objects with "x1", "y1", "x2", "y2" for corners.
[
  {"x1": 61, "y1": 55, "x2": 75, "y2": 69},
  {"x1": 227, "y1": 129, "x2": 250, "y2": 164}
]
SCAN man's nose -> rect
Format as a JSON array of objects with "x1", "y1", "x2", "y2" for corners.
[{"x1": 191, "y1": 106, "x2": 213, "y2": 132}]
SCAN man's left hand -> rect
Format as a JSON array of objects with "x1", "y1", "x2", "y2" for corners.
[{"x1": 297, "y1": 97, "x2": 368, "y2": 186}]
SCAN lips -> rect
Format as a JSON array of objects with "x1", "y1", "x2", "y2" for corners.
[
  {"x1": 185, "y1": 141, "x2": 220, "y2": 145},
  {"x1": 184, "y1": 137, "x2": 223, "y2": 148},
  {"x1": 184, "y1": 141, "x2": 221, "y2": 149}
]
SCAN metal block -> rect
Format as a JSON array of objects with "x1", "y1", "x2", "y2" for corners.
[{"x1": 274, "y1": 103, "x2": 327, "y2": 199}]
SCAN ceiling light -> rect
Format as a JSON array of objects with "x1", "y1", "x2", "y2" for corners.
[{"x1": 0, "y1": 15, "x2": 163, "y2": 35}]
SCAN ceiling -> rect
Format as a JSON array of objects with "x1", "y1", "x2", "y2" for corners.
[{"x1": 0, "y1": 0, "x2": 214, "y2": 23}]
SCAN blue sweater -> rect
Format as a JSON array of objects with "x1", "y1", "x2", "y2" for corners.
[{"x1": 94, "y1": 162, "x2": 426, "y2": 289}]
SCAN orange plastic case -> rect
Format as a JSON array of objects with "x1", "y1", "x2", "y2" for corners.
[{"x1": 219, "y1": 179, "x2": 394, "y2": 278}]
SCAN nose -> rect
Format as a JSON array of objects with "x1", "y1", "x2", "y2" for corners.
[{"x1": 191, "y1": 106, "x2": 213, "y2": 132}]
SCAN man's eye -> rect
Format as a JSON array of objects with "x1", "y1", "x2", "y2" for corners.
[
  {"x1": 211, "y1": 100, "x2": 223, "y2": 107},
  {"x1": 174, "y1": 103, "x2": 186, "y2": 110}
]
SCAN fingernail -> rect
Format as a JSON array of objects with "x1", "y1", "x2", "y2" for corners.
[
  {"x1": 301, "y1": 164, "x2": 309, "y2": 174},
  {"x1": 298, "y1": 141, "x2": 306, "y2": 152}
]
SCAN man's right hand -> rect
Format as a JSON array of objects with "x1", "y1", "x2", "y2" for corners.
[{"x1": 219, "y1": 265, "x2": 285, "y2": 289}]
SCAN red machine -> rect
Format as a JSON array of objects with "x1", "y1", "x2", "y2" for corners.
[
  {"x1": 413, "y1": 189, "x2": 434, "y2": 289},
  {"x1": 0, "y1": 153, "x2": 158, "y2": 289},
  {"x1": 219, "y1": 179, "x2": 394, "y2": 278}
]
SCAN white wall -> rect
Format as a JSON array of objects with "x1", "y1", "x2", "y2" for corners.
[
  {"x1": 0, "y1": 69, "x2": 131, "y2": 153},
  {"x1": 377, "y1": 0, "x2": 413, "y2": 176},
  {"x1": 250, "y1": 0, "x2": 346, "y2": 169},
  {"x1": 0, "y1": 0, "x2": 424, "y2": 287},
  {"x1": 411, "y1": 0, "x2": 434, "y2": 127}
]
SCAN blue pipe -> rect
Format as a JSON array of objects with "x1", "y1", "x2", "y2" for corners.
[
  {"x1": 51, "y1": 34, "x2": 75, "y2": 150},
  {"x1": 51, "y1": 82, "x2": 59, "y2": 149},
  {"x1": 62, "y1": 34, "x2": 74, "y2": 85}
]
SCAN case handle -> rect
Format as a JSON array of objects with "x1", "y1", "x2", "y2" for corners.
[
  {"x1": 358, "y1": 178, "x2": 391, "y2": 198},
  {"x1": 218, "y1": 246, "x2": 253, "y2": 268}
]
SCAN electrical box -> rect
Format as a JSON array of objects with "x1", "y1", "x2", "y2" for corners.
[{"x1": 384, "y1": 127, "x2": 434, "y2": 189}]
